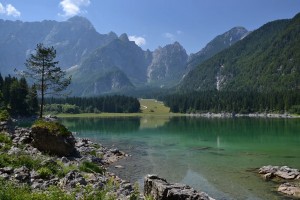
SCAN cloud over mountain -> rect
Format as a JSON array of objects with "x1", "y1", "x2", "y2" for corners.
[
  {"x1": 129, "y1": 35, "x2": 146, "y2": 46},
  {"x1": 0, "y1": 3, "x2": 20, "y2": 17},
  {"x1": 59, "y1": 0, "x2": 90, "y2": 17}
]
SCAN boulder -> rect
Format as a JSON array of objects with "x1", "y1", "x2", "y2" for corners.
[
  {"x1": 259, "y1": 165, "x2": 300, "y2": 180},
  {"x1": 144, "y1": 174, "x2": 215, "y2": 200},
  {"x1": 59, "y1": 170, "x2": 87, "y2": 189},
  {"x1": 278, "y1": 183, "x2": 300, "y2": 198},
  {"x1": 258, "y1": 165, "x2": 279, "y2": 174},
  {"x1": 0, "y1": 119, "x2": 14, "y2": 133},
  {"x1": 275, "y1": 166, "x2": 300, "y2": 180},
  {"x1": 14, "y1": 166, "x2": 30, "y2": 183},
  {"x1": 31, "y1": 121, "x2": 76, "y2": 156}
]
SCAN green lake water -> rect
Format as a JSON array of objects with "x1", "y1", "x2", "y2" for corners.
[{"x1": 60, "y1": 117, "x2": 300, "y2": 200}]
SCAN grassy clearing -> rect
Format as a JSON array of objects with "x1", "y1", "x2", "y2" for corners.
[
  {"x1": 56, "y1": 99, "x2": 185, "y2": 118},
  {"x1": 139, "y1": 99, "x2": 170, "y2": 115}
]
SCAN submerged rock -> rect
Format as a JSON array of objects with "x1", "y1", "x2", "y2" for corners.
[
  {"x1": 259, "y1": 165, "x2": 300, "y2": 199},
  {"x1": 144, "y1": 174, "x2": 215, "y2": 200},
  {"x1": 259, "y1": 165, "x2": 300, "y2": 180},
  {"x1": 278, "y1": 183, "x2": 300, "y2": 198}
]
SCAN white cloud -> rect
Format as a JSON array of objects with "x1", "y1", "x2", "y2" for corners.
[
  {"x1": 0, "y1": 3, "x2": 21, "y2": 17},
  {"x1": 59, "y1": 0, "x2": 90, "y2": 17},
  {"x1": 0, "y1": 3, "x2": 5, "y2": 14},
  {"x1": 6, "y1": 4, "x2": 21, "y2": 17},
  {"x1": 163, "y1": 32, "x2": 175, "y2": 41},
  {"x1": 129, "y1": 35, "x2": 146, "y2": 46}
]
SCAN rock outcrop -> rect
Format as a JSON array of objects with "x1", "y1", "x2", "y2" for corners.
[
  {"x1": 0, "y1": 126, "x2": 134, "y2": 199},
  {"x1": 259, "y1": 165, "x2": 300, "y2": 180},
  {"x1": 144, "y1": 174, "x2": 214, "y2": 200},
  {"x1": 0, "y1": 120, "x2": 14, "y2": 133},
  {"x1": 259, "y1": 165, "x2": 300, "y2": 198},
  {"x1": 31, "y1": 122, "x2": 76, "y2": 156},
  {"x1": 278, "y1": 183, "x2": 300, "y2": 198}
]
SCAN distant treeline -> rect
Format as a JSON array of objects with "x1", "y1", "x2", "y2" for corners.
[
  {"x1": 45, "y1": 95, "x2": 140, "y2": 114},
  {"x1": 0, "y1": 74, "x2": 38, "y2": 117},
  {"x1": 163, "y1": 90, "x2": 300, "y2": 114}
]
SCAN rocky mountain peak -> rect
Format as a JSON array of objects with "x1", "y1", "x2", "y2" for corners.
[
  {"x1": 147, "y1": 41, "x2": 188, "y2": 86},
  {"x1": 119, "y1": 33, "x2": 129, "y2": 42},
  {"x1": 108, "y1": 31, "x2": 118, "y2": 39},
  {"x1": 67, "y1": 16, "x2": 93, "y2": 29},
  {"x1": 187, "y1": 26, "x2": 250, "y2": 71}
]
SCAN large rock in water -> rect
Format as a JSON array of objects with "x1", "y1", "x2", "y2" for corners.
[
  {"x1": 31, "y1": 121, "x2": 76, "y2": 156},
  {"x1": 278, "y1": 183, "x2": 300, "y2": 198},
  {"x1": 144, "y1": 174, "x2": 215, "y2": 200}
]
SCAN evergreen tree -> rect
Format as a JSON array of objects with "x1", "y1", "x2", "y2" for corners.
[
  {"x1": 23, "y1": 43, "x2": 71, "y2": 118},
  {"x1": 27, "y1": 85, "x2": 39, "y2": 115},
  {"x1": 0, "y1": 73, "x2": 3, "y2": 89},
  {"x1": 9, "y1": 78, "x2": 29, "y2": 116}
]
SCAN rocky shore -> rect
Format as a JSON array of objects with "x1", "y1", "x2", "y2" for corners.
[
  {"x1": 0, "y1": 120, "x2": 215, "y2": 200},
  {"x1": 0, "y1": 125, "x2": 137, "y2": 199},
  {"x1": 144, "y1": 175, "x2": 215, "y2": 200},
  {"x1": 188, "y1": 112, "x2": 296, "y2": 118},
  {"x1": 258, "y1": 165, "x2": 300, "y2": 198}
]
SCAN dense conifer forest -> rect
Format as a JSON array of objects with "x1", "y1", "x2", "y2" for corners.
[
  {"x1": 163, "y1": 90, "x2": 300, "y2": 114},
  {"x1": 45, "y1": 95, "x2": 140, "y2": 114},
  {"x1": 0, "y1": 74, "x2": 38, "y2": 117}
]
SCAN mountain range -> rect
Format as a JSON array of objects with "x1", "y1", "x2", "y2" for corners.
[
  {"x1": 2, "y1": 14, "x2": 298, "y2": 96},
  {"x1": 0, "y1": 16, "x2": 248, "y2": 96}
]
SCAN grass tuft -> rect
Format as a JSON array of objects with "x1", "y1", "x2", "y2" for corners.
[
  {"x1": 79, "y1": 161, "x2": 104, "y2": 174},
  {"x1": 32, "y1": 120, "x2": 71, "y2": 136},
  {"x1": 0, "y1": 110, "x2": 10, "y2": 121}
]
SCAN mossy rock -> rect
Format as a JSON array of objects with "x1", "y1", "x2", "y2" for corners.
[{"x1": 31, "y1": 120, "x2": 76, "y2": 156}]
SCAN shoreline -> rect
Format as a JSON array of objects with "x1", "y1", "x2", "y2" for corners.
[
  {"x1": 187, "y1": 112, "x2": 299, "y2": 119},
  {"x1": 52, "y1": 112, "x2": 300, "y2": 119},
  {"x1": 0, "y1": 121, "x2": 139, "y2": 199},
  {"x1": 0, "y1": 120, "x2": 215, "y2": 199}
]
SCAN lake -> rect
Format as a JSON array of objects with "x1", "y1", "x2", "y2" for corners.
[{"x1": 60, "y1": 116, "x2": 300, "y2": 200}]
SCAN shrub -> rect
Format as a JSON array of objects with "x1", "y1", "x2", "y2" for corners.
[
  {"x1": 0, "y1": 153, "x2": 41, "y2": 170},
  {"x1": 56, "y1": 161, "x2": 77, "y2": 178},
  {"x1": 0, "y1": 179, "x2": 74, "y2": 200},
  {"x1": 79, "y1": 161, "x2": 104, "y2": 174},
  {"x1": 37, "y1": 167, "x2": 52, "y2": 179},
  {"x1": 0, "y1": 133, "x2": 12, "y2": 145},
  {"x1": 0, "y1": 110, "x2": 9, "y2": 121}
]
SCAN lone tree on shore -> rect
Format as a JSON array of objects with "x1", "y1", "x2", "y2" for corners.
[{"x1": 23, "y1": 43, "x2": 71, "y2": 118}]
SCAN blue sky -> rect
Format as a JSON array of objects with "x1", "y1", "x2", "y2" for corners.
[{"x1": 0, "y1": 0, "x2": 299, "y2": 54}]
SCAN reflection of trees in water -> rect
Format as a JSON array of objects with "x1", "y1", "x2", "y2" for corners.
[
  {"x1": 160, "y1": 117, "x2": 300, "y2": 143},
  {"x1": 60, "y1": 117, "x2": 141, "y2": 133}
]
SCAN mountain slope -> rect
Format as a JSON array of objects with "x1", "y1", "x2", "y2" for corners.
[
  {"x1": 147, "y1": 42, "x2": 188, "y2": 87},
  {"x1": 67, "y1": 34, "x2": 150, "y2": 96},
  {"x1": 186, "y1": 27, "x2": 249, "y2": 71},
  {"x1": 179, "y1": 13, "x2": 300, "y2": 92},
  {"x1": 0, "y1": 16, "x2": 117, "y2": 74}
]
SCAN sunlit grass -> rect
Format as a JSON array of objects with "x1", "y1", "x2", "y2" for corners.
[{"x1": 56, "y1": 99, "x2": 186, "y2": 118}]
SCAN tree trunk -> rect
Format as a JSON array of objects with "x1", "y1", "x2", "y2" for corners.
[{"x1": 40, "y1": 59, "x2": 45, "y2": 119}]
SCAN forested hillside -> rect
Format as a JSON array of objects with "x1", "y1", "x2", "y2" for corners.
[
  {"x1": 164, "y1": 90, "x2": 300, "y2": 114},
  {"x1": 179, "y1": 13, "x2": 300, "y2": 92}
]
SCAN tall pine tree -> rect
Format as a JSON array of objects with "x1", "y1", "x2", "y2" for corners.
[{"x1": 23, "y1": 43, "x2": 71, "y2": 118}]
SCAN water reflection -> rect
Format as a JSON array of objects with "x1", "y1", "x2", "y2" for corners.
[
  {"x1": 60, "y1": 116, "x2": 300, "y2": 200},
  {"x1": 60, "y1": 117, "x2": 141, "y2": 133}
]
